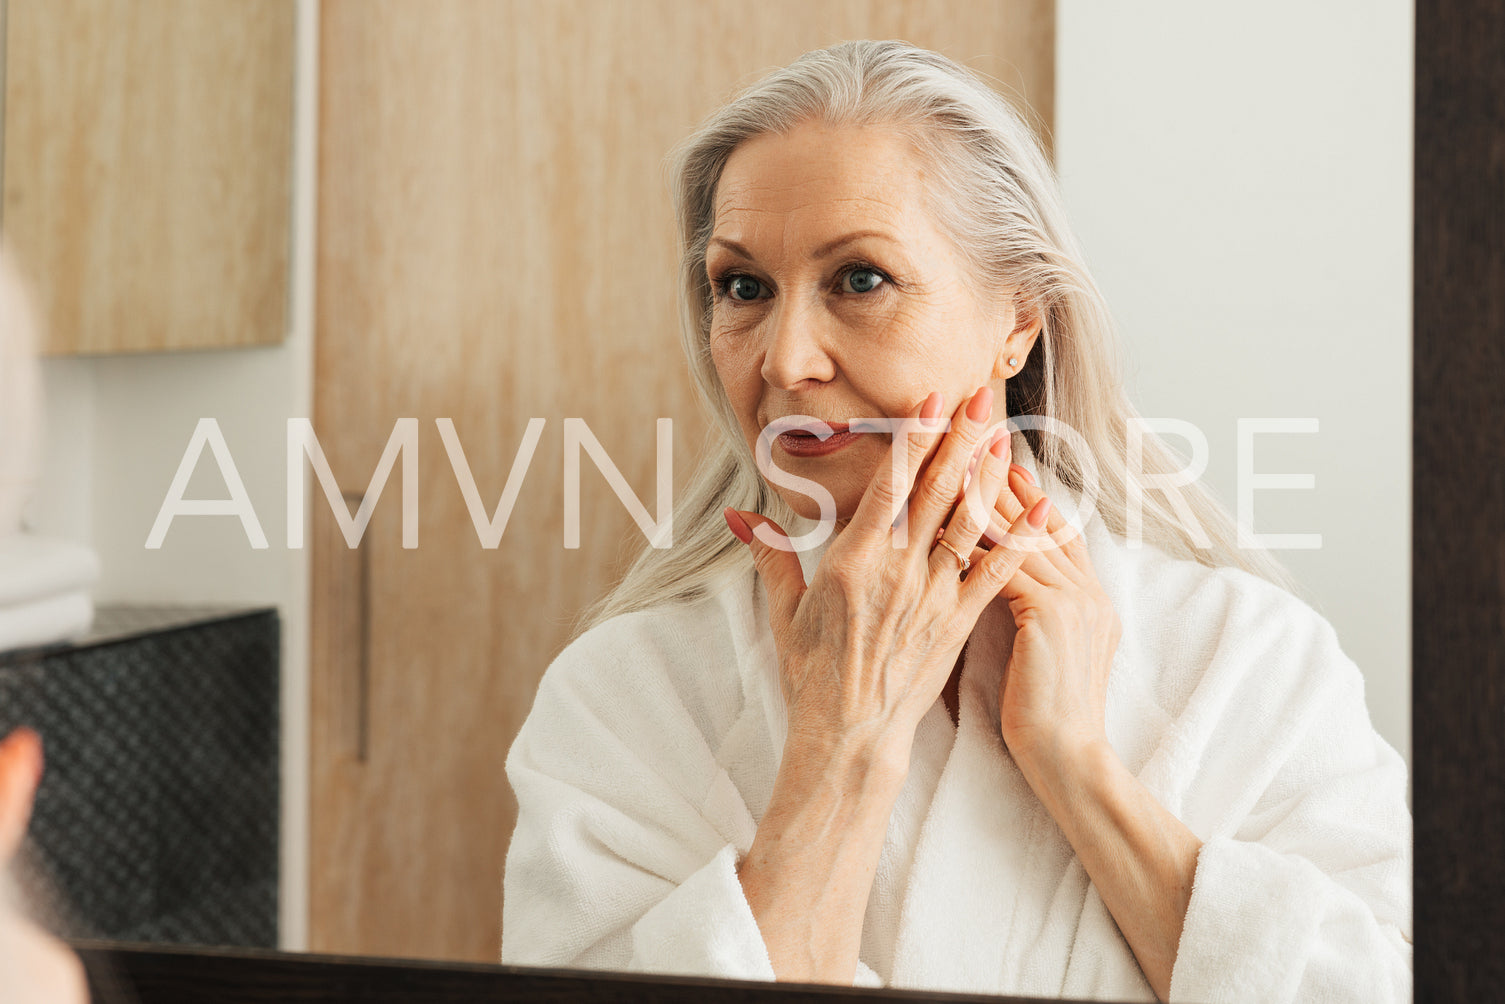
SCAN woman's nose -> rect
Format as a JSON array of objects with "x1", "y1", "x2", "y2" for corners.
[{"x1": 759, "y1": 302, "x2": 836, "y2": 389}]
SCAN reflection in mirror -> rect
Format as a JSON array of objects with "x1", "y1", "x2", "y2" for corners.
[{"x1": 2, "y1": 0, "x2": 1411, "y2": 1000}]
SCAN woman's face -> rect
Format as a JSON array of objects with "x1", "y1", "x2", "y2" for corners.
[{"x1": 706, "y1": 119, "x2": 1039, "y2": 523}]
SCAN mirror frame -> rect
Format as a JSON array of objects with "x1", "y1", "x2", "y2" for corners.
[
  {"x1": 1412, "y1": 0, "x2": 1504, "y2": 996},
  {"x1": 69, "y1": 940, "x2": 1056, "y2": 1004},
  {"x1": 64, "y1": 0, "x2": 1504, "y2": 998}
]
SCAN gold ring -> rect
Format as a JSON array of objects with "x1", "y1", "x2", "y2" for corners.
[{"x1": 935, "y1": 537, "x2": 971, "y2": 573}]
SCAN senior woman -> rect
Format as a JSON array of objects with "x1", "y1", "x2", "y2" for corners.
[{"x1": 501, "y1": 40, "x2": 1411, "y2": 1002}]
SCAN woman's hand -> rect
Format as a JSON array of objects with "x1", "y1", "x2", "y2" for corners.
[
  {"x1": 722, "y1": 386, "x2": 1047, "y2": 983},
  {"x1": 985, "y1": 464, "x2": 1122, "y2": 768},
  {"x1": 726, "y1": 387, "x2": 1045, "y2": 765},
  {"x1": 982, "y1": 467, "x2": 1201, "y2": 1003}
]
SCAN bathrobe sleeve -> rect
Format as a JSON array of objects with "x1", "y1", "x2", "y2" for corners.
[
  {"x1": 499, "y1": 600, "x2": 779, "y2": 981},
  {"x1": 1163, "y1": 572, "x2": 1412, "y2": 1003}
]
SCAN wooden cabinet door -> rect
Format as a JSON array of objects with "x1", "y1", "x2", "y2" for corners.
[
  {"x1": 2, "y1": 0, "x2": 295, "y2": 355},
  {"x1": 312, "y1": 0, "x2": 1051, "y2": 963}
]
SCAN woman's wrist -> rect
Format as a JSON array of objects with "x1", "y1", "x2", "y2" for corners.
[
  {"x1": 1007, "y1": 728, "x2": 1111, "y2": 795},
  {"x1": 739, "y1": 713, "x2": 911, "y2": 982},
  {"x1": 767, "y1": 721, "x2": 911, "y2": 829},
  {"x1": 784, "y1": 705, "x2": 917, "y2": 793},
  {"x1": 1008, "y1": 734, "x2": 1200, "y2": 1001}
]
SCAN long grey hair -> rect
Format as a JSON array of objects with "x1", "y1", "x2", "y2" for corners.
[{"x1": 583, "y1": 39, "x2": 1294, "y2": 631}]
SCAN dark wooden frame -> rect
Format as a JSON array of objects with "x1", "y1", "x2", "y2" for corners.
[
  {"x1": 64, "y1": 0, "x2": 1505, "y2": 999},
  {"x1": 69, "y1": 941, "x2": 1091, "y2": 1004},
  {"x1": 1412, "y1": 0, "x2": 1505, "y2": 999}
]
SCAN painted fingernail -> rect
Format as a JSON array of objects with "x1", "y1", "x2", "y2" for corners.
[
  {"x1": 724, "y1": 507, "x2": 753, "y2": 544},
  {"x1": 1027, "y1": 497, "x2": 1050, "y2": 529},
  {"x1": 919, "y1": 391, "x2": 944, "y2": 427},
  {"x1": 966, "y1": 386, "x2": 993, "y2": 423},
  {"x1": 1010, "y1": 463, "x2": 1035, "y2": 486},
  {"x1": 989, "y1": 430, "x2": 1010, "y2": 459}
]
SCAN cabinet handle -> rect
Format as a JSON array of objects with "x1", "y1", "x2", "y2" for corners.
[{"x1": 341, "y1": 490, "x2": 371, "y2": 764}]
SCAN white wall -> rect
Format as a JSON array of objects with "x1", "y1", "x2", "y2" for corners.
[
  {"x1": 23, "y1": 0, "x2": 318, "y2": 950},
  {"x1": 1056, "y1": 1, "x2": 1413, "y2": 774}
]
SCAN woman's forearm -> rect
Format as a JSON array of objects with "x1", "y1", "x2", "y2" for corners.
[
  {"x1": 736, "y1": 723, "x2": 909, "y2": 984},
  {"x1": 1014, "y1": 738, "x2": 1203, "y2": 1002}
]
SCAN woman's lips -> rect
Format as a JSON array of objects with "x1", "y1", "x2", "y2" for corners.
[{"x1": 776, "y1": 425, "x2": 862, "y2": 457}]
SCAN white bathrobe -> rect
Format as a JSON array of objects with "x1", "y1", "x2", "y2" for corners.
[{"x1": 501, "y1": 437, "x2": 1413, "y2": 1002}]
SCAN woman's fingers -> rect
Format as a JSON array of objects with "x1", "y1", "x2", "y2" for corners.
[
  {"x1": 930, "y1": 427, "x2": 1010, "y2": 581},
  {"x1": 1002, "y1": 466, "x2": 1093, "y2": 574},
  {"x1": 990, "y1": 465, "x2": 1064, "y2": 532},
  {"x1": 960, "y1": 494, "x2": 1053, "y2": 607},
  {"x1": 983, "y1": 466, "x2": 1088, "y2": 565},
  {"x1": 962, "y1": 466, "x2": 1072, "y2": 590},
  {"x1": 843, "y1": 391, "x2": 947, "y2": 552},
  {"x1": 906, "y1": 388, "x2": 1000, "y2": 552},
  {"x1": 990, "y1": 465, "x2": 1028, "y2": 526},
  {"x1": 725, "y1": 509, "x2": 808, "y2": 629}
]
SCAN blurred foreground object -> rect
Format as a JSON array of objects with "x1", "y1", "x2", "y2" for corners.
[
  {"x1": 0, "y1": 727, "x2": 89, "y2": 1004},
  {"x1": 0, "y1": 243, "x2": 41, "y2": 536},
  {"x1": 0, "y1": 244, "x2": 100, "y2": 651}
]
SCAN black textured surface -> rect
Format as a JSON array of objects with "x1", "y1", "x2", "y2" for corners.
[
  {"x1": 1, "y1": 605, "x2": 263, "y2": 659},
  {"x1": 0, "y1": 607, "x2": 280, "y2": 948}
]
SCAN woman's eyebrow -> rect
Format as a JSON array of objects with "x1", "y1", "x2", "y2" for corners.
[
  {"x1": 707, "y1": 229, "x2": 898, "y2": 263},
  {"x1": 705, "y1": 236, "x2": 754, "y2": 261}
]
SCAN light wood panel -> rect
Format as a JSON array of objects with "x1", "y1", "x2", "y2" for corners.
[
  {"x1": 2, "y1": 0, "x2": 295, "y2": 355},
  {"x1": 313, "y1": 0, "x2": 1052, "y2": 962}
]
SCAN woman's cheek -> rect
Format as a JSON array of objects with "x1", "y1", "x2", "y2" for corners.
[
  {"x1": 708, "y1": 332, "x2": 763, "y2": 436},
  {"x1": 846, "y1": 299, "x2": 935, "y2": 362},
  {"x1": 709, "y1": 326, "x2": 751, "y2": 385}
]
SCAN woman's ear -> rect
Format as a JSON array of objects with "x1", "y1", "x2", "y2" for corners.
[{"x1": 993, "y1": 297, "x2": 1043, "y2": 379}]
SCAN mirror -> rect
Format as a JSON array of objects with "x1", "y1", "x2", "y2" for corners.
[{"x1": 5, "y1": 0, "x2": 1411, "y2": 997}]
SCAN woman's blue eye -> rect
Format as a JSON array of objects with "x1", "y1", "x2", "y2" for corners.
[
  {"x1": 728, "y1": 275, "x2": 763, "y2": 301},
  {"x1": 843, "y1": 267, "x2": 884, "y2": 294}
]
